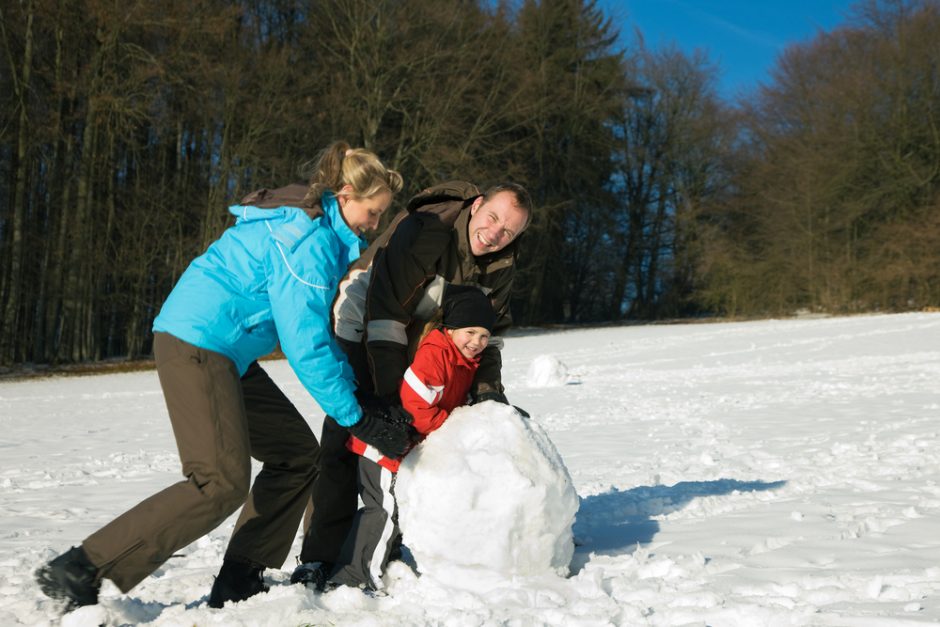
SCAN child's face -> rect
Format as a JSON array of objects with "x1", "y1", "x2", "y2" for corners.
[{"x1": 447, "y1": 326, "x2": 491, "y2": 360}]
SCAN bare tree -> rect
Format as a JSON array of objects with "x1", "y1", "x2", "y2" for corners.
[{"x1": 703, "y1": 0, "x2": 940, "y2": 315}]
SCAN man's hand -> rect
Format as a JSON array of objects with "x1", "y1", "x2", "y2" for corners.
[
  {"x1": 471, "y1": 390, "x2": 508, "y2": 405},
  {"x1": 471, "y1": 389, "x2": 530, "y2": 418}
]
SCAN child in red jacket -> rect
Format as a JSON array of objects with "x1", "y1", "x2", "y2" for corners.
[{"x1": 327, "y1": 285, "x2": 497, "y2": 592}]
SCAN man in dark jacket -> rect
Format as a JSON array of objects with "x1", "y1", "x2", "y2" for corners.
[{"x1": 292, "y1": 181, "x2": 532, "y2": 587}]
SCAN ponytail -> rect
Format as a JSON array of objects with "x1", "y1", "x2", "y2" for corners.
[{"x1": 303, "y1": 141, "x2": 403, "y2": 207}]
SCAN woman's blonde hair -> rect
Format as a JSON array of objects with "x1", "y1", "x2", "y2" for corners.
[{"x1": 303, "y1": 141, "x2": 403, "y2": 207}]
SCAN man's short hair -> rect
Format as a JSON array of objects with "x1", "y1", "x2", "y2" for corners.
[{"x1": 481, "y1": 183, "x2": 533, "y2": 232}]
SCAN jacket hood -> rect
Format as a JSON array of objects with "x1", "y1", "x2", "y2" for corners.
[{"x1": 229, "y1": 190, "x2": 365, "y2": 266}]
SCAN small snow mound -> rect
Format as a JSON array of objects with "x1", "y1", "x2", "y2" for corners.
[
  {"x1": 61, "y1": 604, "x2": 108, "y2": 627},
  {"x1": 397, "y1": 402, "x2": 578, "y2": 586},
  {"x1": 526, "y1": 354, "x2": 574, "y2": 387}
]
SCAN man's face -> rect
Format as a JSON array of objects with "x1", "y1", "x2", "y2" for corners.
[{"x1": 467, "y1": 191, "x2": 528, "y2": 257}]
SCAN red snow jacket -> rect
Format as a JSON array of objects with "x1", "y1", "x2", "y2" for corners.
[{"x1": 347, "y1": 328, "x2": 480, "y2": 472}]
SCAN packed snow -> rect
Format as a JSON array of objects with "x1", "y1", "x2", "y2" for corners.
[
  {"x1": 526, "y1": 353, "x2": 576, "y2": 387},
  {"x1": 1, "y1": 312, "x2": 940, "y2": 625},
  {"x1": 397, "y1": 402, "x2": 579, "y2": 587}
]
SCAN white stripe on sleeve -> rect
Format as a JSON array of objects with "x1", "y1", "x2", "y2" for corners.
[{"x1": 403, "y1": 367, "x2": 444, "y2": 405}]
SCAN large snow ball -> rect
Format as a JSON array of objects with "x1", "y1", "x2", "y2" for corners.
[
  {"x1": 396, "y1": 401, "x2": 579, "y2": 584},
  {"x1": 526, "y1": 354, "x2": 573, "y2": 387}
]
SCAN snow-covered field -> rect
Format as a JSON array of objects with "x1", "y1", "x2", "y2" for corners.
[{"x1": 1, "y1": 312, "x2": 939, "y2": 626}]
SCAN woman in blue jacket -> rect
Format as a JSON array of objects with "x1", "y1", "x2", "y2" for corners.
[{"x1": 35, "y1": 141, "x2": 414, "y2": 610}]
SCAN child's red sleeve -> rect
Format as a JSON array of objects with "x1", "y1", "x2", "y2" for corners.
[{"x1": 400, "y1": 345, "x2": 450, "y2": 435}]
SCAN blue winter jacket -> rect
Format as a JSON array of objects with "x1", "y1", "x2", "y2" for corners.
[{"x1": 153, "y1": 192, "x2": 364, "y2": 426}]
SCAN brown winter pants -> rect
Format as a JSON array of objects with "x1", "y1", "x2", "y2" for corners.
[{"x1": 81, "y1": 332, "x2": 319, "y2": 593}]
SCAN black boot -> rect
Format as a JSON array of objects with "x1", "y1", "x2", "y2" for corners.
[
  {"x1": 387, "y1": 535, "x2": 404, "y2": 563},
  {"x1": 34, "y1": 546, "x2": 101, "y2": 611},
  {"x1": 289, "y1": 561, "x2": 332, "y2": 591},
  {"x1": 207, "y1": 558, "x2": 269, "y2": 608}
]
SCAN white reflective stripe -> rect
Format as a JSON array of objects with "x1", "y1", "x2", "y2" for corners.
[
  {"x1": 367, "y1": 319, "x2": 407, "y2": 344},
  {"x1": 368, "y1": 467, "x2": 396, "y2": 590},
  {"x1": 265, "y1": 221, "x2": 330, "y2": 290},
  {"x1": 403, "y1": 367, "x2": 443, "y2": 405},
  {"x1": 360, "y1": 444, "x2": 384, "y2": 465},
  {"x1": 333, "y1": 267, "x2": 370, "y2": 342}
]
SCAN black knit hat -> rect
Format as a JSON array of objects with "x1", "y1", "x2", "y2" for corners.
[{"x1": 442, "y1": 285, "x2": 496, "y2": 332}]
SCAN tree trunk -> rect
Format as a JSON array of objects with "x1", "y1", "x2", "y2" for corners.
[
  {"x1": 61, "y1": 100, "x2": 99, "y2": 362},
  {"x1": 44, "y1": 8, "x2": 73, "y2": 362},
  {"x1": 0, "y1": 0, "x2": 35, "y2": 364}
]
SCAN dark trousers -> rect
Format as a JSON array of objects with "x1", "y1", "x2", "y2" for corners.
[
  {"x1": 328, "y1": 458, "x2": 400, "y2": 590},
  {"x1": 82, "y1": 333, "x2": 319, "y2": 592},
  {"x1": 299, "y1": 337, "x2": 368, "y2": 564}
]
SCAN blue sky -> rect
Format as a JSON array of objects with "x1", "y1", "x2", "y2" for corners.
[{"x1": 600, "y1": 0, "x2": 860, "y2": 99}]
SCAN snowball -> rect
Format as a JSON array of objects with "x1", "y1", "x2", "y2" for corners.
[
  {"x1": 396, "y1": 402, "x2": 578, "y2": 589},
  {"x1": 526, "y1": 354, "x2": 574, "y2": 387},
  {"x1": 61, "y1": 604, "x2": 108, "y2": 627}
]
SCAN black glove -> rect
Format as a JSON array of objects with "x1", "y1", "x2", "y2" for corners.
[
  {"x1": 357, "y1": 391, "x2": 416, "y2": 430},
  {"x1": 388, "y1": 404, "x2": 424, "y2": 445},
  {"x1": 471, "y1": 389, "x2": 528, "y2": 418},
  {"x1": 350, "y1": 392, "x2": 414, "y2": 458},
  {"x1": 354, "y1": 389, "x2": 389, "y2": 414},
  {"x1": 472, "y1": 390, "x2": 508, "y2": 405}
]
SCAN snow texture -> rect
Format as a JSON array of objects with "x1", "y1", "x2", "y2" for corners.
[
  {"x1": 1, "y1": 312, "x2": 940, "y2": 625},
  {"x1": 396, "y1": 401, "x2": 578, "y2": 589},
  {"x1": 525, "y1": 353, "x2": 575, "y2": 387}
]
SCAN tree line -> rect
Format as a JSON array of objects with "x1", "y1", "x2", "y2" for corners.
[{"x1": 1, "y1": 0, "x2": 938, "y2": 367}]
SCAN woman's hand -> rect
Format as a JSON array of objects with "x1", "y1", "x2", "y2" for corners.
[{"x1": 350, "y1": 391, "x2": 415, "y2": 458}]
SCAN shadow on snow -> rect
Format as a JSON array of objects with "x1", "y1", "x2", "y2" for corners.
[{"x1": 570, "y1": 478, "x2": 787, "y2": 573}]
